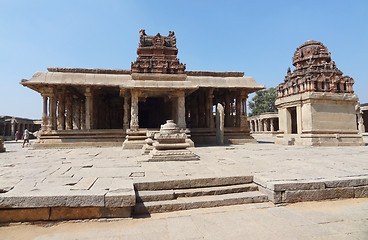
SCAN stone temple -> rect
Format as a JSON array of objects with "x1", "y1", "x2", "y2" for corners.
[
  {"x1": 275, "y1": 40, "x2": 364, "y2": 146},
  {"x1": 21, "y1": 30, "x2": 264, "y2": 148}
]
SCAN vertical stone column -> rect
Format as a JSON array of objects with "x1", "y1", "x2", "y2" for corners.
[
  {"x1": 65, "y1": 94, "x2": 73, "y2": 130},
  {"x1": 270, "y1": 119, "x2": 275, "y2": 132},
  {"x1": 73, "y1": 97, "x2": 81, "y2": 130},
  {"x1": 216, "y1": 103, "x2": 224, "y2": 145},
  {"x1": 240, "y1": 91, "x2": 249, "y2": 131},
  {"x1": 207, "y1": 88, "x2": 215, "y2": 129},
  {"x1": 250, "y1": 120, "x2": 253, "y2": 132},
  {"x1": 264, "y1": 120, "x2": 268, "y2": 132},
  {"x1": 123, "y1": 96, "x2": 130, "y2": 130},
  {"x1": 11, "y1": 119, "x2": 15, "y2": 139},
  {"x1": 41, "y1": 94, "x2": 48, "y2": 132},
  {"x1": 80, "y1": 99, "x2": 86, "y2": 130},
  {"x1": 85, "y1": 88, "x2": 93, "y2": 130},
  {"x1": 177, "y1": 91, "x2": 186, "y2": 129},
  {"x1": 49, "y1": 92, "x2": 57, "y2": 131},
  {"x1": 224, "y1": 92, "x2": 230, "y2": 127},
  {"x1": 57, "y1": 92, "x2": 65, "y2": 130},
  {"x1": 130, "y1": 89, "x2": 139, "y2": 131},
  {"x1": 236, "y1": 95, "x2": 241, "y2": 127}
]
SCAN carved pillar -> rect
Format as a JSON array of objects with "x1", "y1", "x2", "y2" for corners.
[
  {"x1": 81, "y1": 99, "x2": 86, "y2": 130},
  {"x1": 123, "y1": 96, "x2": 130, "y2": 130},
  {"x1": 85, "y1": 88, "x2": 93, "y2": 130},
  {"x1": 177, "y1": 91, "x2": 186, "y2": 129},
  {"x1": 72, "y1": 96, "x2": 80, "y2": 130},
  {"x1": 264, "y1": 120, "x2": 268, "y2": 132},
  {"x1": 224, "y1": 92, "x2": 231, "y2": 127},
  {"x1": 130, "y1": 89, "x2": 139, "y2": 131},
  {"x1": 49, "y1": 92, "x2": 57, "y2": 131},
  {"x1": 270, "y1": 119, "x2": 275, "y2": 132},
  {"x1": 236, "y1": 94, "x2": 241, "y2": 127},
  {"x1": 65, "y1": 94, "x2": 73, "y2": 130},
  {"x1": 207, "y1": 88, "x2": 215, "y2": 129},
  {"x1": 240, "y1": 90, "x2": 249, "y2": 131},
  {"x1": 11, "y1": 119, "x2": 15, "y2": 139},
  {"x1": 57, "y1": 92, "x2": 65, "y2": 130},
  {"x1": 250, "y1": 120, "x2": 253, "y2": 132},
  {"x1": 41, "y1": 94, "x2": 48, "y2": 132}
]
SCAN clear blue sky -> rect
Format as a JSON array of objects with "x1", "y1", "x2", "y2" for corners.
[{"x1": 1, "y1": 0, "x2": 367, "y2": 119}]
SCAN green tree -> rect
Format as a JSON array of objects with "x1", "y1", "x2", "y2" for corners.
[{"x1": 248, "y1": 87, "x2": 277, "y2": 117}]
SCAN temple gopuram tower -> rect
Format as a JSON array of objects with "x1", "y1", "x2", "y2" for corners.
[{"x1": 275, "y1": 40, "x2": 364, "y2": 146}]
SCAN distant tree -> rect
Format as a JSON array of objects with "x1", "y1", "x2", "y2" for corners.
[{"x1": 248, "y1": 87, "x2": 277, "y2": 117}]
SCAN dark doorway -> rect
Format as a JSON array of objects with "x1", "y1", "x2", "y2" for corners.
[
  {"x1": 139, "y1": 97, "x2": 172, "y2": 128},
  {"x1": 288, "y1": 107, "x2": 298, "y2": 134}
]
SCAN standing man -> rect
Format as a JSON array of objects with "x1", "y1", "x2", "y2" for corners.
[{"x1": 22, "y1": 128, "x2": 30, "y2": 148}]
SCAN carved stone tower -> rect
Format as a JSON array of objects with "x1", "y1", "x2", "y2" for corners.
[{"x1": 275, "y1": 40, "x2": 364, "y2": 146}]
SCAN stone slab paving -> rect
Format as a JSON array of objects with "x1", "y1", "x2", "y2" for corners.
[
  {"x1": 0, "y1": 198, "x2": 367, "y2": 240},
  {"x1": 0, "y1": 140, "x2": 367, "y2": 208}
]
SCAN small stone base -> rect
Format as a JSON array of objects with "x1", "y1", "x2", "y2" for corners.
[
  {"x1": 122, "y1": 130, "x2": 147, "y2": 150},
  {"x1": 148, "y1": 149, "x2": 200, "y2": 162},
  {"x1": 0, "y1": 206, "x2": 131, "y2": 223},
  {"x1": 276, "y1": 133, "x2": 365, "y2": 146}
]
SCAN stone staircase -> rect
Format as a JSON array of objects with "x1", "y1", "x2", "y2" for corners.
[{"x1": 133, "y1": 176, "x2": 268, "y2": 215}]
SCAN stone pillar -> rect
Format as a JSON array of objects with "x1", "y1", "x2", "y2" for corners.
[
  {"x1": 250, "y1": 120, "x2": 253, "y2": 132},
  {"x1": 264, "y1": 120, "x2": 268, "y2": 132},
  {"x1": 216, "y1": 103, "x2": 224, "y2": 145},
  {"x1": 224, "y1": 92, "x2": 230, "y2": 127},
  {"x1": 236, "y1": 95, "x2": 241, "y2": 127},
  {"x1": 177, "y1": 91, "x2": 186, "y2": 129},
  {"x1": 130, "y1": 89, "x2": 139, "y2": 131},
  {"x1": 72, "y1": 97, "x2": 81, "y2": 130},
  {"x1": 240, "y1": 91, "x2": 249, "y2": 131},
  {"x1": 81, "y1": 99, "x2": 86, "y2": 130},
  {"x1": 85, "y1": 88, "x2": 93, "y2": 130},
  {"x1": 270, "y1": 119, "x2": 275, "y2": 132},
  {"x1": 65, "y1": 94, "x2": 73, "y2": 130},
  {"x1": 123, "y1": 96, "x2": 130, "y2": 130},
  {"x1": 208, "y1": 88, "x2": 215, "y2": 129},
  {"x1": 57, "y1": 93, "x2": 65, "y2": 130},
  {"x1": 49, "y1": 93, "x2": 57, "y2": 131},
  {"x1": 11, "y1": 119, "x2": 15, "y2": 139},
  {"x1": 42, "y1": 95, "x2": 48, "y2": 132}
]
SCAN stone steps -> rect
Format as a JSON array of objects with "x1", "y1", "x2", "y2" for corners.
[
  {"x1": 133, "y1": 177, "x2": 268, "y2": 215},
  {"x1": 134, "y1": 191, "x2": 268, "y2": 215}
]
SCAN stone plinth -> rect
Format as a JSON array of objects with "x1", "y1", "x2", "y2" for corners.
[
  {"x1": 142, "y1": 131, "x2": 157, "y2": 155},
  {"x1": 122, "y1": 129, "x2": 147, "y2": 150},
  {"x1": 0, "y1": 137, "x2": 5, "y2": 152},
  {"x1": 148, "y1": 120, "x2": 199, "y2": 162}
]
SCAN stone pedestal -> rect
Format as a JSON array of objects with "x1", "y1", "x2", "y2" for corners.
[
  {"x1": 122, "y1": 129, "x2": 147, "y2": 149},
  {"x1": 148, "y1": 120, "x2": 199, "y2": 162},
  {"x1": 0, "y1": 136, "x2": 5, "y2": 152},
  {"x1": 142, "y1": 131, "x2": 157, "y2": 155}
]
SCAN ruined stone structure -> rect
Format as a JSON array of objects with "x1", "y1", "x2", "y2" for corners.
[
  {"x1": 21, "y1": 30, "x2": 264, "y2": 147},
  {"x1": 0, "y1": 116, "x2": 41, "y2": 141},
  {"x1": 0, "y1": 136, "x2": 5, "y2": 152},
  {"x1": 248, "y1": 112, "x2": 279, "y2": 134},
  {"x1": 275, "y1": 40, "x2": 364, "y2": 146},
  {"x1": 356, "y1": 103, "x2": 368, "y2": 143},
  {"x1": 148, "y1": 120, "x2": 199, "y2": 161}
]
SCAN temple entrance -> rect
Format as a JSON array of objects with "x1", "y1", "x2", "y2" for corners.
[
  {"x1": 288, "y1": 107, "x2": 298, "y2": 134},
  {"x1": 139, "y1": 97, "x2": 172, "y2": 128}
]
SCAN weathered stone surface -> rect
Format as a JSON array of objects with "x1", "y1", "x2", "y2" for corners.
[
  {"x1": 0, "y1": 136, "x2": 5, "y2": 152},
  {"x1": 216, "y1": 103, "x2": 224, "y2": 145},
  {"x1": 267, "y1": 180, "x2": 326, "y2": 191},
  {"x1": 49, "y1": 206, "x2": 131, "y2": 220},
  {"x1": 148, "y1": 120, "x2": 199, "y2": 162},
  {"x1": 0, "y1": 207, "x2": 50, "y2": 223},
  {"x1": 283, "y1": 187, "x2": 355, "y2": 203},
  {"x1": 354, "y1": 186, "x2": 368, "y2": 198}
]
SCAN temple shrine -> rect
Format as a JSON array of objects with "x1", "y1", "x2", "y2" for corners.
[
  {"x1": 275, "y1": 40, "x2": 364, "y2": 146},
  {"x1": 21, "y1": 30, "x2": 264, "y2": 147}
]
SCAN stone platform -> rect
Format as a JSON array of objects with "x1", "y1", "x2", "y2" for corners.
[{"x1": 0, "y1": 139, "x2": 367, "y2": 222}]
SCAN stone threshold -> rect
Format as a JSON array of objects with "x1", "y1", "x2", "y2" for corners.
[
  {"x1": 0, "y1": 206, "x2": 131, "y2": 223},
  {"x1": 255, "y1": 175, "x2": 368, "y2": 204}
]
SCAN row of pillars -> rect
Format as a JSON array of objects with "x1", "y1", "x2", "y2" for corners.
[
  {"x1": 128, "y1": 89, "x2": 186, "y2": 130},
  {"x1": 187, "y1": 89, "x2": 249, "y2": 129},
  {"x1": 0, "y1": 121, "x2": 38, "y2": 138},
  {"x1": 249, "y1": 118, "x2": 277, "y2": 132}
]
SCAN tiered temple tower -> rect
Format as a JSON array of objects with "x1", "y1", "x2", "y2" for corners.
[{"x1": 275, "y1": 40, "x2": 364, "y2": 146}]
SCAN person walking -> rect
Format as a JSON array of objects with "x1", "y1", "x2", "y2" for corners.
[{"x1": 22, "y1": 128, "x2": 30, "y2": 148}]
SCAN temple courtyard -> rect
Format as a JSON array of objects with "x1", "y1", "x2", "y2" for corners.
[{"x1": 0, "y1": 137, "x2": 367, "y2": 239}]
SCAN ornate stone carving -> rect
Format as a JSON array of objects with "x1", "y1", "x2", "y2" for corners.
[
  {"x1": 132, "y1": 29, "x2": 186, "y2": 74},
  {"x1": 148, "y1": 120, "x2": 199, "y2": 161},
  {"x1": 277, "y1": 40, "x2": 354, "y2": 98}
]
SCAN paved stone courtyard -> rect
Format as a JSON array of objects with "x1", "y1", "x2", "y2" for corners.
[{"x1": 1, "y1": 199, "x2": 367, "y2": 240}]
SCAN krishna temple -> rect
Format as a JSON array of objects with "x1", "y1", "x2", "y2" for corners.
[{"x1": 21, "y1": 30, "x2": 264, "y2": 148}]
